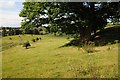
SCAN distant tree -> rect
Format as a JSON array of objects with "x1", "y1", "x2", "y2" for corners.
[
  {"x1": 14, "y1": 29, "x2": 22, "y2": 35},
  {"x1": 2, "y1": 27, "x2": 7, "y2": 37},
  {"x1": 8, "y1": 28, "x2": 11, "y2": 36},
  {"x1": 11, "y1": 29, "x2": 14, "y2": 35},
  {"x1": 8, "y1": 28, "x2": 14, "y2": 36},
  {"x1": 25, "y1": 29, "x2": 33, "y2": 34}
]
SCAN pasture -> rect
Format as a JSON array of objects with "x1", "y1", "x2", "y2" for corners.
[{"x1": 2, "y1": 34, "x2": 118, "y2": 78}]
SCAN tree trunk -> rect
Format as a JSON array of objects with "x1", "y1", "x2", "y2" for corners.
[{"x1": 79, "y1": 27, "x2": 92, "y2": 44}]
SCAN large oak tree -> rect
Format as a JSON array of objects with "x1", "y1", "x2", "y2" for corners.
[{"x1": 19, "y1": 1, "x2": 120, "y2": 42}]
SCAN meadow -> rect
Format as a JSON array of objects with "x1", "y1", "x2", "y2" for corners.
[{"x1": 2, "y1": 34, "x2": 118, "y2": 78}]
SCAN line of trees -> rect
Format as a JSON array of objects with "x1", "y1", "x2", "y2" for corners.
[
  {"x1": 1, "y1": 27, "x2": 22, "y2": 37},
  {"x1": 1, "y1": 27, "x2": 48, "y2": 37}
]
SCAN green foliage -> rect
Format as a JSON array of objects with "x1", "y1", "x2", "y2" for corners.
[
  {"x1": 14, "y1": 29, "x2": 22, "y2": 35},
  {"x1": 8, "y1": 28, "x2": 14, "y2": 36},
  {"x1": 2, "y1": 27, "x2": 7, "y2": 37},
  {"x1": 32, "y1": 38, "x2": 36, "y2": 42},
  {"x1": 2, "y1": 27, "x2": 22, "y2": 37},
  {"x1": 39, "y1": 27, "x2": 48, "y2": 35},
  {"x1": 54, "y1": 31, "x2": 63, "y2": 36},
  {"x1": 19, "y1": 2, "x2": 120, "y2": 43},
  {"x1": 50, "y1": 24, "x2": 59, "y2": 35},
  {"x1": 72, "y1": 34, "x2": 80, "y2": 39},
  {"x1": 19, "y1": 2, "x2": 47, "y2": 32},
  {"x1": 23, "y1": 41, "x2": 31, "y2": 49}
]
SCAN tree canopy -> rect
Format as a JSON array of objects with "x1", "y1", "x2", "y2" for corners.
[{"x1": 19, "y1": 2, "x2": 120, "y2": 42}]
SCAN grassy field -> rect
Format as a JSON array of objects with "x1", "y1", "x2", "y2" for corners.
[{"x1": 2, "y1": 34, "x2": 118, "y2": 78}]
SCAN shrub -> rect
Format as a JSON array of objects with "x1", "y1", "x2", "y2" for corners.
[
  {"x1": 39, "y1": 37, "x2": 42, "y2": 40},
  {"x1": 9, "y1": 37, "x2": 12, "y2": 40},
  {"x1": 32, "y1": 38, "x2": 36, "y2": 42},
  {"x1": 66, "y1": 37, "x2": 70, "y2": 40},
  {"x1": 23, "y1": 41, "x2": 31, "y2": 49},
  {"x1": 36, "y1": 37, "x2": 39, "y2": 41}
]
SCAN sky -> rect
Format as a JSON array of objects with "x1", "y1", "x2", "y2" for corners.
[{"x1": 0, "y1": 0, "x2": 24, "y2": 27}]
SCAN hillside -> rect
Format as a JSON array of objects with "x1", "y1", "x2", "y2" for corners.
[{"x1": 2, "y1": 34, "x2": 118, "y2": 78}]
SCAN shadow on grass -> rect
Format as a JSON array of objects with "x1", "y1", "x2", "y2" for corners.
[{"x1": 60, "y1": 25, "x2": 120, "y2": 47}]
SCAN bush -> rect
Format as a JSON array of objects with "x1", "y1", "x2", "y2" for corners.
[
  {"x1": 66, "y1": 37, "x2": 70, "y2": 40},
  {"x1": 36, "y1": 37, "x2": 39, "y2": 41},
  {"x1": 39, "y1": 37, "x2": 42, "y2": 40},
  {"x1": 23, "y1": 41, "x2": 31, "y2": 49},
  {"x1": 9, "y1": 37, "x2": 12, "y2": 40},
  {"x1": 32, "y1": 38, "x2": 36, "y2": 42}
]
